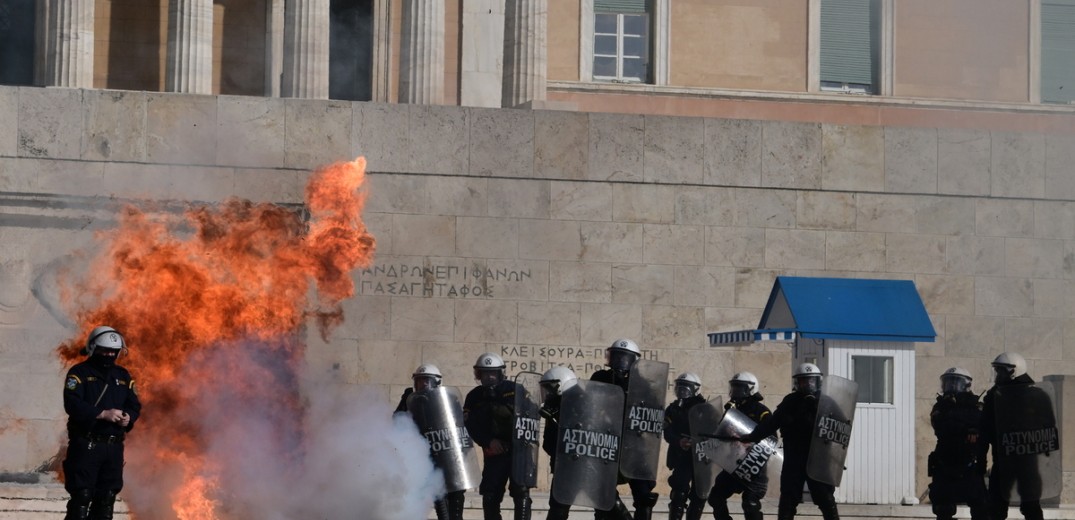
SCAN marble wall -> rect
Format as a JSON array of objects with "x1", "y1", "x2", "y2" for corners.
[{"x1": 1, "y1": 85, "x2": 1072, "y2": 497}]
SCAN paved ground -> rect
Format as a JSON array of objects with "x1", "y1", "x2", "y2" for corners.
[{"x1": 3, "y1": 484, "x2": 1074, "y2": 519}]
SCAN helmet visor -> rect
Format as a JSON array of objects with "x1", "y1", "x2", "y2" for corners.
[
  {"x1": 729, "y1": 382, "x2": 751, "y2": 401},
  {"x1": 608, "y1": 350, "x2": 637, "y2": 373},
  {"x1": 476, "y1": 368, "x2": 503, "y2": 388},
  {"x1": 793, "y1": 375, "x2": 820, "y2": 394},
  {"x1": 941, "y1": 375, "x2": 970, "y2": 394},
  {"x1": 993, "y1": 364, "x2": 1014, "y2": 384},
  {"x1": 674, "y1": 382, "x2": 697, "y2": 400},
  {"x1": 413, "y1": 375, "x2": 439, "y2": 391}
]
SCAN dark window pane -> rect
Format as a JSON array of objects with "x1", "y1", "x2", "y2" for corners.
[
  {"x1": 623, "y1": 36, "x2": 645, "y2": 57},
  {"x1": 593, "y1": 56, "x2": 617, "y2": 77},
  {"x1": 622, "y1": 57, "x2": 646, "y2": 80},
  {"x1": 595, "y1": 35, "x2": 617, "y2": 56},
  {"x1": 595, "y1": 13, "x2": 617, "y2": 33},
  {"x1": 623, "y1": 14, "x2": 647, "y2": 35}
]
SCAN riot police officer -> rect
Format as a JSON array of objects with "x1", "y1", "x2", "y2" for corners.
[
  {"x1": 395, "y1": 364, "x2": 466, "y2": 520},
  {"x1": 743, "y1": 363, "x2": 839, "y2": 520},
  {"x1": 62, "y1": 326, "x2": 142, "y2": 520},
  {"x1": 663, "y1": 372, "x2": 707, "y2": 520},
  {"x1": 591, "y1": 338, "x2": 656, "y2": 520},
  {"x1": 928, "y1": 367, "x2": 988, "y2": 520},
  {"x1": 980, "y1": 352, "x2": 1055, "y2": 520},
  {"x1": 710, "y1": 372, "x2": 772, "y2": 520},
  {"x1": 540, "y1": 366, "x2": 578, "y2": 520},
  {"x1": 464, "y1": 353, "x2": 532, "y2": 520}
]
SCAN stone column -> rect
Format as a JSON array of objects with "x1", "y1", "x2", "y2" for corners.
[
  {"x1": 166, "y1": 0, "x2": 213, "y2": 94},
  {"x1": 41, "y1": 0, "x2": 95, "y2": 88},
  {"x1": 399, "y1": 0, "x2": 445, "y2": 105},
  {"x1": 282, "y1": 0, "x2": 330, "y2": 99},
  {"x1": 502, "y1": 0, "x2": 546, "y2": 107}
]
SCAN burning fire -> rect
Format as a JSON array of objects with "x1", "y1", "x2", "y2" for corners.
[{"x1": 55, "y1": 158, "x2": 376, "y2": 518}]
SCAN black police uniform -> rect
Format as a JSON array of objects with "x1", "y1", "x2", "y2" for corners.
[
  {"x1": 710, "y1": 394, "x2": 772, "y2": 520},
  {"x1": 591, "y1": 368, "x2": 656, "y2": 520},
  {"x1": 746, "y1": 391, "x2": 838, "y2": 520},
  {"x1": 464, "y1": 379, "x2": 531, "y2": 520},
  {"x1": 928, "y1": 390, "x2": 988, "y2": 520},
  {"x1": 663, "y1": 393, "x2": 706, "y2": 520},
  {"x1": 395, "y1": 388, "x2": 466, "y2": 520},
  {"x1": 62, "y1": 356, "x2": 141, "y2": 520},
  {"x1": 980, "y1": 373, "x2": 1048, "y2": 520},
  {"x1": 540, "y1": 393, "x2": 572, "y2": 520}
]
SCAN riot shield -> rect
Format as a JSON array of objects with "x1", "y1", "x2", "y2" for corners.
[
  {"x1": 806, "y1": 375, "x2": 858, "y2": 486},
  {"x1": 689, "y1": 397, "x2": 723, "y2": 500},
  {"x1": 406, "y1": 386, "x2": 481, "y2": 493},
  {"x1": 512, "y1": 371, "x2": 543, "y2": 487},
  {"x1": 992, "y1": 381, "x2": 1062, "y2": 502},
  {"x1": 710, "y1": 406, "x2": 783, "y2": 494},
  {"x1": 551, "y1": 380, "x2": 625, "y2": 511},
  {"x1": 620, "y1": 359, "x2": 670, "y2": 480}
]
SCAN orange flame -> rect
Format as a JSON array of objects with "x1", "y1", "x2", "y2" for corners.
[{"x1": 55, "y1": 158, "x2": 376, "y2": 518}]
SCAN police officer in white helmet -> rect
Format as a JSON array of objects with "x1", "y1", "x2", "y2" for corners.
[
  {"x1": 709, "y1": 372, "x2": 772, "y2": 520},
  {"x1": 539, "y1": 366, "x2": 578, "y2": 520},
  {"x1": 927, "y1": 367, "x2": 987, "y2": 520},
  {"x1": 663, "y1": 373, "x2": 706, "y2": 520}
]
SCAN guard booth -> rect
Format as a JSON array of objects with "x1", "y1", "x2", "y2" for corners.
[{"x1": 708, "y1": 276, "x2": 936, "y2": 505}]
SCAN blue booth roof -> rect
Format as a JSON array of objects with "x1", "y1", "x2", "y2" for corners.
[{"x1": 708, "y1": 276, "x2": 937, "y2": 346}]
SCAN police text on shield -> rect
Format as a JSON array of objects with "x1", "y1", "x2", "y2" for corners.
[
  {"x1": 816, "y1": 415, "x2": 852, "y2": 447},
  {"x1": 516, "y1": 416, "x2": 540, "y2": 444},
  {"x1": 1001, "y1": 427, "x2": 1060, "y2": 456},
  {"x1": 734, "y1": 437, "x2": 778, "y2": 483},
  {"x1": 562, "y1": 428, "x2": 619, "y2": 462},
  {"x1": 628, "y1": 406, "x2": 664, "y2": 434},
  {"x1": 425, "y1": 426, "x2": 473, "y2": 453}
]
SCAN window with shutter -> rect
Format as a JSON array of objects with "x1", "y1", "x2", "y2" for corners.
[
  {"x1": 0, "y1": 0, "x2": 35, "y2": 86},
  {"x1": 1043, "y1": 0, "x2": 1075, "y2": 104},
  {"x1": 820, "y1": 0, "x2": 880, "y2": 94}
]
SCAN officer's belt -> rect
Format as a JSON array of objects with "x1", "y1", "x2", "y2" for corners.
[{"x1": 84, "y1": 433, "x2": 124, "y2": 444}]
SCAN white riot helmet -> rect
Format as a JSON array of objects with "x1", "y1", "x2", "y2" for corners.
[
  {"x1": 792, "y1": 363, "x2": 823, "y2": 395},
  {"x1": 85, "y1": 326, "x2": 125, "y2": 356},
  {"x1": 540, "y1": 366, "x2": 578, "y2": 402},
  {"x1": 729, "y1": 371, "x2": 759, "y2": 401},
  {"x1": 940, "y1": 367, "x2": 973, "y2": 395},
  {"x1": 473, "y1": 352, "x2": 506, "y2": 387},
  {"x1": 412, "y1": 364, "x2": 443, "y2": 390},
  {"x1": 674, "y1": 372, "x2": 702, "y2": 400},
  {"x1": 606, "y1": 338, "x2": 641, "y2": 373},
  {"x1": 991, "y1": 352, "x2": 1027, "y2": 383}
]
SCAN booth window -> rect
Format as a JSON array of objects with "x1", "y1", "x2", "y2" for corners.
[
  {"x1": 820, "y1": 0, "x2": 880, "y2": 94},
  {"x1": 853, "y1": 355, "x2": 893, "y2": 404},
  {"x1": 593, "y1": 0, "x2": 650, "y2": 83}
]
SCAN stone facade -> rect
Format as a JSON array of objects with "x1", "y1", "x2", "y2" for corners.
[{"x1": 0, "y1": 86, "x2": 1073, "y2": 498}]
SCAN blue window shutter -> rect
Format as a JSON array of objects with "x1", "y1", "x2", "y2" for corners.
[
  {"x1": 820, "y1": 0, "x2": 879, "y2": 88},
  {"x1": 1043, "y1": 0, "x2": 1075, "y2": 104},
  {"x1": 595, "y1": 0, "x2": 648, "y2": 14}
]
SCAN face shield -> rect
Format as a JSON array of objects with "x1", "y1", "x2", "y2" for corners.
[
  {"x1": 540, "y1": 382, "x2": 559, "y2": 403},
  {"x1": 793, "y1": 375, "x2": 821, "y2": 395},
  {"x1": 940, "y1": 375, "x2": 970, "y2": 395},
  {"x1": 993, "y1": 364, "x2": 1014, "y2": 384},
  {"x1": 729, "y1": 382, "x2": 752, "y2": 402},
  {"x1": 607, "y1": 350, "x2": 638, "y2": 373},
  {"x1": 476, "y1": 368, "x2": 504, "y2": 388},
  {"x1": 90, "y1": 348, "x2": 120, "y2": 368},
  {"x1": 674, "y1": 382, "x2": 698, "y2": 400},
  {"x1": 413, "y1": 375, "x2": 439, "y2": 392}
]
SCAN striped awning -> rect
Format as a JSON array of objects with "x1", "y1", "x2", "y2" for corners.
[{"x1": 708, "y1": 329, "x2": 796, "y2": 347}]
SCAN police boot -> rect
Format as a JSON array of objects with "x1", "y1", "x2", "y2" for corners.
[
  {"x1": 433, "y1": 499, "x2": 450, "y2": 520},
  {"x1": 547, "y1": 499, "x2": 571, "y2": 520},
  {"x1": 65, "y1": 489, "x2": 93, "y2": 520},
  {"x1": 685, "y1": 498, "x2": 706, "y2": 520},
  {"x1": 88, "y1": 491, "x2": 117, "y2": 520},
  {"x1": 513, "y1": 494, "x2": 532, "y2": 520},
  {"x1": 612, "y1": 497, "x2": 633, "y2": 520},
  {"x1": 668, "y1": 490, "x2": 689, "y2": 520},
  {"x1": 742, "y1": 495, "x2": 764, "y2": 520},
  {"x1": 710, "y1": 496, "x2": 731, "y2": 520},
  {"x1": 448, "y1": 492, "x2": 467, "y2": 520},
  {"x1": 633, "y1": 493, "x2": 657, "y2": 520},
  {"x1": 777, "y1": 504, "x2": 797, "y2": 520},
  {"x1": 818, "y1": 503, "x2": 839, "y2": 520},
  {"x1": 483, "y1": 495, "x2": 504, "y2": 520}
]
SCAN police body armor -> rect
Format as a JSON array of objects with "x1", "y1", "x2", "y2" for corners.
[
  {"x1": 711, "y1": 406, "x2": 783, "y2": 495},
  {"x1": 512, "y1": 371, "x2": 543, "y2": 487},
  {"x1": 688, "y1": 397, "x2": 724, "y2": 500},
  {"x1": 620, "y1": 359, "x2": 670, "y2": 480},
  {"x1": 552, "y1": 379, "x2": 625, "y2": 511},
  {"x1": 407, "y1": 386, "x2": 481, "y2": 493},
  {"x1": 993, "y1": 381, "x2": 1061, "y2": 502},
  {"x1": 806, "y1": 375, "x2": 858, "y2": 487}
]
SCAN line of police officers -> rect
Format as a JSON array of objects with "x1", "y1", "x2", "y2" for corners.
[{"x1": 396, "y1": 338, "x2": 1060, "y2": 520}]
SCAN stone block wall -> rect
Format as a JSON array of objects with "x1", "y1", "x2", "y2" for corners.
[{"x1": 0, "y1": 85, "x2": 1073, "y2": 498}]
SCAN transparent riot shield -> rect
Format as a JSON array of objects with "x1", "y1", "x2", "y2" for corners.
[
  {"x1": 551, "y1": 380, "x2": 625, "y2": 510},
  {"x1": 689, "y1": 397, "x2": 723, "y2": 500},
  {"x1": 806, "y1": 375, "x2": 858, "y2": 487},
  {"x1": 512, "y1": 371, "x2": 543, "y2": 487},
  {"x1": 710, "y1": 406, "x2": 783, "y2": 494},
  {"x1": 406, "y1": 386, "x2": 481, "y2": 493},
  {"x1": 992, "y1": 381, "x2": 1062, "y2": 502},
  {"x1": 620, "y1": 359, "x2": 670, "y2": 480}
]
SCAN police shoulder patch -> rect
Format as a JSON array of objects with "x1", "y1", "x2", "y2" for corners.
[
  {"x1": 65, "y1": 376, "x2": 79, "y2": 391},
  {"x1": 129, "y1": 380, "x2": 138, "y2": 396}
]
